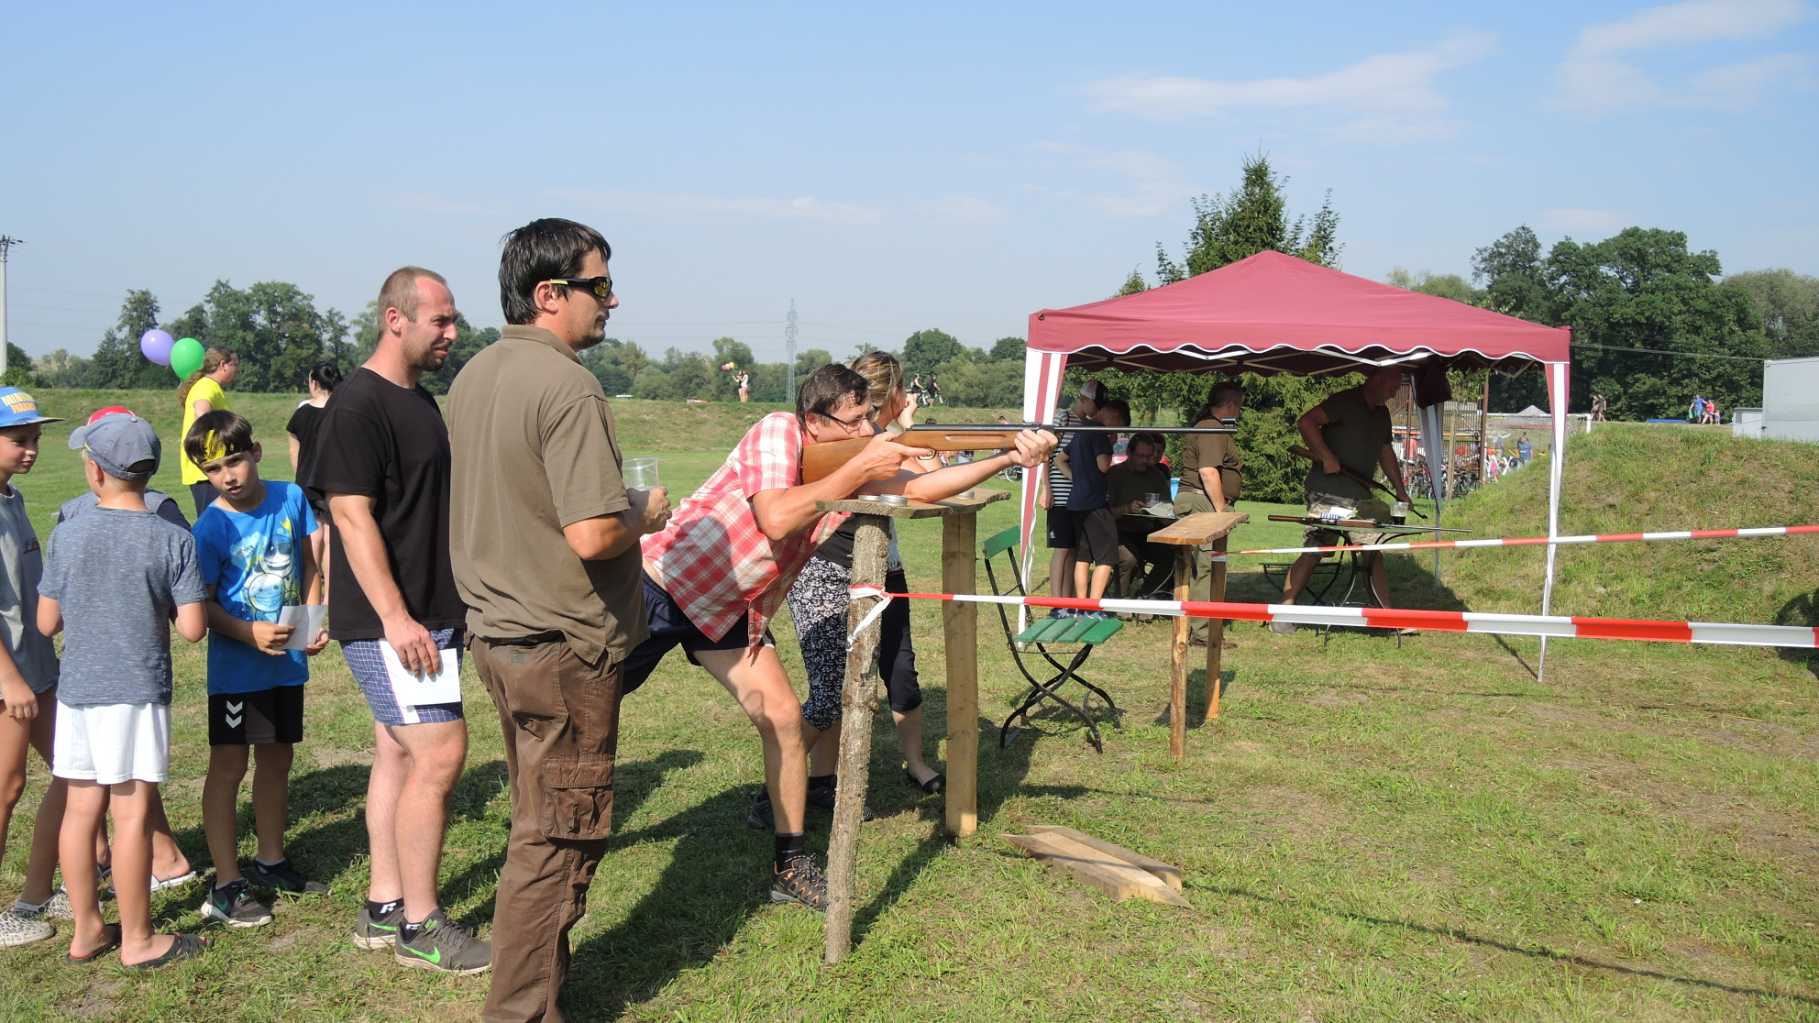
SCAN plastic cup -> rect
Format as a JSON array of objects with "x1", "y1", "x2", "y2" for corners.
[{"x1": 624, "y1": 457, "x2": 660, "y2": 491}]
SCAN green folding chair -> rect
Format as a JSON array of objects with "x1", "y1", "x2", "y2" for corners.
[{"x1": 982, "y1": 526, "x2": 1122, "y2": 753}]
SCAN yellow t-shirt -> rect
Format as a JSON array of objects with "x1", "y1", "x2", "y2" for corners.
[{"x1": 179, "y1": 376, "x2": 230, "y2": 484}]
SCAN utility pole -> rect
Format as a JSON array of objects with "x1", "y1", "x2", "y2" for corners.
[
  {"x1": 0, "y1": 236, "x2": 21, "y2": 380},
  {"x1": 782, "y1": 294, "x2": 796, "y2": 398}
]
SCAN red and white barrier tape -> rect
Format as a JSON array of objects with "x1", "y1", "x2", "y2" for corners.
[
  {"x1": 1217, "y1": 523, "x2": 1819, "y2": 560},
  {"x1": 862, "y1": 590, "x2": 1819, "y2": 649}
]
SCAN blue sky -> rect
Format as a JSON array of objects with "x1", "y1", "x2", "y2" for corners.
[{"x1": 4, "y1": 0, "x2": 1814, "y2": 364}]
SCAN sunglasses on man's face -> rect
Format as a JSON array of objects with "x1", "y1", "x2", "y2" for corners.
[{"x1": 542, "y1": 276, "x2": 614, "y2": 301}]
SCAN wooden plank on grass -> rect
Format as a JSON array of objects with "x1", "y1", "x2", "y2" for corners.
[
  {"x1": 1006, "y1": 829, "x2": 1189, "y2": 907},
  {"x1": 1026, "y1": 825, "x2": 1183, "y2": 892}
]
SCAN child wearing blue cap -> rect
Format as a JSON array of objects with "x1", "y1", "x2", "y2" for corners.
[
  {"x1": 0, "y1": 389, "x2": 67, "y2": 948},
  {"x1": 38, "y1": 410, "x2": 210, "y2": 969}
]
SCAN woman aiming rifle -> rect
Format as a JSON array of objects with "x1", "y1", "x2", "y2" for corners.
[{"x1": 775, "y1": 352, "x2": 944, "y2": 829}]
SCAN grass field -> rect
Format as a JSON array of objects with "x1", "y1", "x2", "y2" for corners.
[{"x1": 0, "y1": 390, "x2": 1815, "y2": 1021}]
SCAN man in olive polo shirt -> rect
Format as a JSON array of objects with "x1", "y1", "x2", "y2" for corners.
[
  {"x1": 1276, "y1": 366, "x2": 1412, "y2": 632},
  {"x1": 1173, "y1": 381, "x2": 1244, "y2": 644},
  {"x1": 448, "y1": 217, "x2": 670, "y2": 1023}
]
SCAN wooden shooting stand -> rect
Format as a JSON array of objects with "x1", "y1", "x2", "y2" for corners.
[
  {"x1": 814, "y1": 489, "x2": 1005, "y2": 965},
  {"x1": 1145, "y1": 511, "x2": 1247, "y2": 761}
]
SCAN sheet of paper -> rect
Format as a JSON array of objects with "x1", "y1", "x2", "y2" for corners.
[
  {"x1": 378, "y1": 641, "x2": 462, "y2": 707},
  {"x1": 278, "y1": 605, "x2": 327, "y2": 651}
]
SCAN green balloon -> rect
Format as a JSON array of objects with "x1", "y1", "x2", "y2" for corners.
[{"x1": 170, "y1": 337, "x2": 206, "y2": 379}]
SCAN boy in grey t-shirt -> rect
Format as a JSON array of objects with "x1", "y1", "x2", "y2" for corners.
[{"x1": 37, "y1": 413, "x2": 208, "y2": 969}]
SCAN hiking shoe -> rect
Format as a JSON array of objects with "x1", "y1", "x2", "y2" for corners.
[
  {"x1": 394, "y1": 909, "x2": 491, "y2": 974},
  {"x1": 249, "y1": 858, "x2": 329, "y2": 896},
  {"x1": 352, "y1": 903, "x2": 404, "y2": 951},
  {"x1": 0, "y1": 908, "x2": 55, "y2": 947},
  {"x1": 199, "y1": 879, "x2": 273, "y2": 928},
  {"x1": 770, "y1": 854, "x2": 828, "y2": 912}
]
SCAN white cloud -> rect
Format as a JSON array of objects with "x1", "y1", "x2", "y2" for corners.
[
  {"x1": 552, "y1": 188, "x2": 885, "y2": 226},
  {"x1": 1539, "y1": 208, "x2": 1631, "y2": 237},
  {"x1": 1081, "y1": 31, "x2": 1494, "y2": 140},
  {"x1": 1555, "y1": 0, "x2": 1812, "y2": 113},
  {"x1": 1028, "y1": 142, "x2": 1189, "y2": 218},
  {"x1": 913, "y1": 196, "x2": 1009, "y2": 225}
]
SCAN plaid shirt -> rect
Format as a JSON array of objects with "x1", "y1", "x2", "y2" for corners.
[{"x1": 642, "y1": 412, "x2": 848, "y2": 645}]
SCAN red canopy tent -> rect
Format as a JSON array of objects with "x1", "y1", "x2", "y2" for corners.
[{"x1": 1017, "y1": 251, "x2": 1577, "y2": 671}]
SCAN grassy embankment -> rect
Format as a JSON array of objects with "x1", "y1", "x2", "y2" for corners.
[{"x1": 0, "y1": 390, "x2": 1814, "y2": 1021}]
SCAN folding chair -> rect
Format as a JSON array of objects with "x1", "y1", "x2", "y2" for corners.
[{"x1": 981, "y1": 526, "x2": 1121, "y2": 753}]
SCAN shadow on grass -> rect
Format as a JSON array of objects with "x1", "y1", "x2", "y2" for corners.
[
  {"x1": 1773, "y1": 588, "x2": 1818, "y2": 682},
  {"x1": 1203, "y1": 883, "x2": 1819, "y2": 1008},
  {"x1": 432, "y1": 749, "x2": 707, "y2": 931}
]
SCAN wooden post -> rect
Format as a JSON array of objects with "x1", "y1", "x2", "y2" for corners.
[
  {"x1": 1169, "y1": 547, "x2": 1190, "y2": 760},
  {"x1": 1196, "y1": 533, "x2": 1230, "y2": 724},
  {"x1": 1148, "y1": 511, "x2": 1248, "y2": 761},
  {"x1": 942, "y1": 512, "x2": 979, "y2": 838},
  {"x1": 823, "y1": 514, "x2": 889, "y2": 966}
]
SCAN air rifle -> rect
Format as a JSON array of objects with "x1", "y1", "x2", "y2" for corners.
[
  {"x1": 801, "y1": 423, "x2": 1235, "y2": 485},
  {"x1": 1289, "y1": 444, "x2": 1427, "y2": 519}
]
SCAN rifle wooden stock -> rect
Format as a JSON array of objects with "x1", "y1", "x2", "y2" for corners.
[
  {"x1": 1289, "y1": 444, "x2": 1427, "y2": 519},
  {"x1": 800, "y1": 423, "x2": 1234, "y2": 485}
]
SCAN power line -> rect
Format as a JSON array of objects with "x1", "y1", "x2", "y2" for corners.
[{"x1": 1570, "y1": 341, "x2": 1766, "y2": 364}]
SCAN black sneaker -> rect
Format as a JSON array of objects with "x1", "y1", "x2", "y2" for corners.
[
  {"x1": 770, "y1": 854, "x2": 828, "y2": 912},
  {"x1": 394, "y1": 909, "x2": 491, "y2": 974},
  {"x1": 746, "y1": 787, "x2": 776, "y2": 831},
  {"x1": 200, "y1": 879, "x2": 273, "y2": 928},
  {"x1": 249, "y1": 859, "x2": 329, "y2": 896},
  {"x1": 807, "y1": 777, "x2": 876, "y2": 821},
  {"x1": 352, "y1": 903, "x2": 404, "y2": 951}
]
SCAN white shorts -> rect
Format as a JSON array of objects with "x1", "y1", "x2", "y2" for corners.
[{"x1": 53, "y1": 702, "x2": 170, "y2": 784}]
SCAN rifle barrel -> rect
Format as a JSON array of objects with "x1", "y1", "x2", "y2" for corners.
[{"x1": 905, "y1": 423, "x2": 1235, "y2": 434}]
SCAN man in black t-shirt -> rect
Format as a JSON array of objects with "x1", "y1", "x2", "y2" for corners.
[{"x1": 304, "y1": 266, "x2": 490, "y2": 975}]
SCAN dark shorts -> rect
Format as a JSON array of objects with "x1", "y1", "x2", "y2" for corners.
[
  {"x1": 341, "y1": 627, "x2": 465, "y2": 727},
  {"x1": 190, "y1": 481, "x2": 220, "y2": 518},
  {"x1": 1071, "y1": 506, "x2": 1119, "y2": 568},
  {"x1": 621, "y1": 573, "x2": 766, "y2": 697},
  {"x1": 208, "y1": 686, "x2": 305, "y2": 746},
  {"x1": 1045, "y1": 503, "x2": 1076, "y2": 550}
]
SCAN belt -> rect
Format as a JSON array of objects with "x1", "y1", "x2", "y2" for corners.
[{"x1": 478, "y1": 631, "x2": 566, "y2": 648}]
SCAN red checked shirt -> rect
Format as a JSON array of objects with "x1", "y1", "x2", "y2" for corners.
[{"x1": 641, "y1": 412, "x2": 849, "y2": 645}]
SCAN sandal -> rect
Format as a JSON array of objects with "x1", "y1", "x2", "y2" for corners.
[
  {"x1": 65, "y1": 923, "x2": 122, "y2": 964},
  {"x1": 906, "y1": 770, "x2": 945, "y2": 796},
  {"x1": 127, "y1": 932, "x2": 207, "y2": 971}
]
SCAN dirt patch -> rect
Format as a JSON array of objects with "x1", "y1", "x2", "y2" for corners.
[
  {"x1": 1308, "y1": 689, "x2": 1369, "y2": 709},
  {"x1": 1241, "y1": 785, "x2": 1348, "y2": 844},
  {"x1": 312, "y1": 745, "x2": 371, "y2": 769},
  {"x1": 68, "y1": 976, "x2": 124, "y2": 1019}
]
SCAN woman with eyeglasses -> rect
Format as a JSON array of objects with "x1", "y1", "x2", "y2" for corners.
[{"x1": 773, "y1": 351, "x2": 943, "y2": 831}]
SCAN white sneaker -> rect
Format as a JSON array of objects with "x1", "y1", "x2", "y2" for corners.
[
  {"x1": 13, "y1": 890, "x2": 73, "y2": 921},
  {"x1": 0, "y1": 908, "x2": 55, "y2": 947}
]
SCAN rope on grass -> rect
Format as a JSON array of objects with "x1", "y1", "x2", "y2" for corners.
[
  {"x1": 1213, "y1": 523, "x2": 1819, "y2": 560},
  {"x1": 868, "y1": 590, "x2": 1819, "y2": 650}
]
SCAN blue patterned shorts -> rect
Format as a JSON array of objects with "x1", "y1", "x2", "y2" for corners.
[{"x1": 341, "y1": 628, "x2": 465, "y2": 726}]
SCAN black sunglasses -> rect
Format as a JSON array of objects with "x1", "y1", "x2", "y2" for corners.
[
  {"x1": 541, "y1": 276, "x2": 614, "y2": 301},
  {"x1": 815, "y1": 408, "x2": 870, "y2": 430}
]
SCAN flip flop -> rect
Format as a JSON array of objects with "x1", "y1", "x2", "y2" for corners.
[
  {"x1": 65, "y1": 923, "x2": 122, "y2": 964},
  {"x1": 149, "y1": 870, "x2": 199, "y2": 893},
  {"x1": 127, "y1": 933, "x2": 207, "y2": 971},
  {"x1": 906, "y1": 770, "x2": 945, "y2": 796}
]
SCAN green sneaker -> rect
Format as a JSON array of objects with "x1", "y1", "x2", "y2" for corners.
[
  {"x1": 394, "y1": 909, "x2": 490, "y2": 974},
  {"x1": 199, "y1": 879, "x2": 272, "y2": 929},
  {"x1": 352, "y1": 903, "x2": 404, "y2": 950}
]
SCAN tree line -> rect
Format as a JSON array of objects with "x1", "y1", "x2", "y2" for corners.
[{"x1": 21, "y1": 154, "x2": 1818, "y2": 474}]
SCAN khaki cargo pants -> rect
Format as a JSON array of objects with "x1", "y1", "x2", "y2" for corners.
[{"x1": 472, "y1": 637, "x2": 622, "y2": 1023}]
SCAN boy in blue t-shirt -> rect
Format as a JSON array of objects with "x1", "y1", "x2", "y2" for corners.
[{"x1": 185, "y1": 411, "x2": 330, "y2": 928}]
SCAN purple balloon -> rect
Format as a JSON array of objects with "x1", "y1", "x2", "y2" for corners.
[{"x1": 140, "y1": 329, "x2": 176, "y2": 366}]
